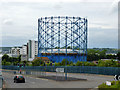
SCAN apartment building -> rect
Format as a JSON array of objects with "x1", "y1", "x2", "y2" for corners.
[
  {"x1": 11, "y1": 47, "x2": 22, "y2": 57},
  {"x1": 27, "y1": 40, "x2": 38, "y2": 61},
  {"x1": 10, "y1": 40, "x2": 38, "y2": 61}
]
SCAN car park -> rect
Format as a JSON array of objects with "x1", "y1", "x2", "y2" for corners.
[{"x1": 14, "y1": 75, "x2": 25, "y2": 83}]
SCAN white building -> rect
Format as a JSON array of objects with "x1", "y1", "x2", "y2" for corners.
[
  {"x1": 22, "y1": 45, "x2": 27, "y2": 55},
  {"x1": 21, "y1": 45, "x2": 28, "y2": 61},
  {"x1": 11, "y1": 47, "x2": 22, "y2": 57},
  {"x1": 27, "y1": 40, "x2": 38, "y2": 61},
  {"x1": 11, "y1": 46, "x2": 28, "y2": 61},
  {"x1": 10, "y1": 40, "x2": 38, "y2": 61}
]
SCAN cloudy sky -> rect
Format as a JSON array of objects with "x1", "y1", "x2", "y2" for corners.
[{"x1": 0, "y1": 0, "x2": 119, "y2": 48}]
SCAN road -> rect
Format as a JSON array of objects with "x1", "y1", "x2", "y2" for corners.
[{"x1": 3, "y1": 72, "x2": 114, "y2": 88}]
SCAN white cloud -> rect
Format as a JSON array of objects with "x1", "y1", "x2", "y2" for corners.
[
  {"x1": 1, "y1": 0, "x2": 115, "y2": 3},
  {"x1": 3, "y1": 19, "x2": 13, "y2": 25},
  {"x1": 1, "y1": 1, "x2": 118, "y2": 48},
  {"x1": 109, "y1": 0, "x2": 119, "y2": 14}
]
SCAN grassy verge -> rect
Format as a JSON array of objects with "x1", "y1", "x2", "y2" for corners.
[{"x1": 98, "y1": 81, "x2": 120, "y2": 89}]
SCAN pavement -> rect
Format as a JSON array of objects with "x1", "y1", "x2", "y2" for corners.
[{"x1": 2, "y1": 71, "x2": 114, "y2": 88}]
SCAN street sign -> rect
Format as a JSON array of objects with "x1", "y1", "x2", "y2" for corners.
[{"x1": 56, "y1": 68, "x2": 64, "y2": 73}]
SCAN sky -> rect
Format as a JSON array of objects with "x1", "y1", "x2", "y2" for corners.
[{"x1": 0, "y1": 0, "x2": 119, "y2": 48}]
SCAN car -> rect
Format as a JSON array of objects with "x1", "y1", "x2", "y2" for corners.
[
  {"x1": 114, "y1": 75, "x2": 120, "y2": 81},
  {"x1": 14, "y1": 75, "x2": 25, "y2": 83}
]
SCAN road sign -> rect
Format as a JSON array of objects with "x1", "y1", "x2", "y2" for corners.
[{"x1": 56, "y1": 68, "x2": 64, "y2": 73}]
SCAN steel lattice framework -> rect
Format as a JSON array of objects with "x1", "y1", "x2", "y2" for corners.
[{"x1": 38, "y1": 16, "x2": 87, "y2": 63}]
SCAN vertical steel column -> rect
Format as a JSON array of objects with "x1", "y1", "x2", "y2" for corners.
[
  {"x1": 58, "y1": 16, "x2": 60, "y2": 61},
  {"x1": 45, "y1": 17, "x2": 47, "y2": 53},
  {"x1": 38, "y1": 19, "x2": 40, "y2": 57},
  {"x1": 38, "y1": 18, "x2": 42, "y2": 57},
  {"x1": 65, "y1": 16, "x2": 68, "y2": 80},
  {"x1": 79, "y1": 17, "x2": 81, "y2": 61},
  {"x1": 51, "y1": 17, "x2": 53, "y2": 55},
  {"x1": 71, "y1": 18, "x2": 73, "y2": 62},
  {"x1": 73, "y1": 17, "x2": 75, "y2": 62},
  {"x1": 65, "y1": 16, "x2": 68, "y2": 56},
  {"x1": 42, "y1": 19, "x2": 45, "y2": 55},
  {"x1": 86, "y1": 19, "x2": 88, "y2": 61},
  {"x1": 83, "y1": 18, "x2": 85, "y2": 61}
]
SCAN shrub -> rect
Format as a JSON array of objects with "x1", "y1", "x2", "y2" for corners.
[
  {"x1": 61, "y1": 59, "x2": 69, "y2": 66},
  {"x1": 98, "y1": 81, "x2": 120, "y2": 89},
  {"x1": 55, "y1": 62, "x2": 61, "y2": 66},
  {"x1": 32, "y1": 58, "x2": 44, "y2": 66},
  {"x1": 76, "y1": 61, "x2": 83, "y2": 66}
]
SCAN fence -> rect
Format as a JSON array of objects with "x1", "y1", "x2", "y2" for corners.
[{"x1": 2, "y1": 66, "x2": 120, "y2": 75}]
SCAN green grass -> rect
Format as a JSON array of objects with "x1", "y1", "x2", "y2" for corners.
[{"x1": 98, "y1": 81, "x2": 120, "y2": 89}]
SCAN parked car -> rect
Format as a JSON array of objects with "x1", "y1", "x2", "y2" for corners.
[
  {"x1": 114, "y1": 75, "x2": 120, "y2": 81},
  {"x1": 14, "y1": 75, "x2": 25, "y2": 83}
]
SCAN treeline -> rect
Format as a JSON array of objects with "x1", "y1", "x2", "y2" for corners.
[
  {"x1": 26, "y1": 58, "x2": 120, "y2": 67},
  {"x1": 1, "y1": 49, "x2": 120, "y2": 67},
  {"x1": 2, "y1": 54, "x2": 21, "y2": 65},
  {"x1": 87, "y1": 49, "x2": 120, "y2": 61},
  {"x1": 54, "y1": 59, "x2": 120, "y2": 67}
]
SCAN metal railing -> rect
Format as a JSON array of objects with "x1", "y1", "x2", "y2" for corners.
[{"x1": 2, "y1": 66, "x2": 120, "y2": 75}]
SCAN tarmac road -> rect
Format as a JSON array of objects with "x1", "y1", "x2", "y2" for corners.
[{"x1": 3, "y1": 72, "x2": 114, "y2": 88}]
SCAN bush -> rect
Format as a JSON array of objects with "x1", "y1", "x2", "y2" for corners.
[
  {"x1": 32, "y1": 58, "x2": 44, "y2": 66},
  {"x1": 89, "y1": 62, "x2": 97, "y2": 66},
  {"x1": 76, "y1": 61, "x2": 83, "y2": 66},
  {"x1": 55, "y1": 62, "x2": 61, "y2": 66},
  {"x1": 98, "y1": 60, "x2": 119, "y2": 67},
  {"x1": 61, "y1": 59, "x2": 69, "y2": 66},
  {"x1": 98, "y1": 81, "x2": 120, "y2": 89},
  {"x1": 83, "y1": 62, "x2": 90, "y2": 66},
  {"x1": 5, "y1": 62, "x2": 11, "y2": 66},
  {"x1": 2, "y1": 61, "x2": 11, "y2": 66}
]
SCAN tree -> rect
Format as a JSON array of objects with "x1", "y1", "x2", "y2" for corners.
[
  {"x1": 106, "y1": 54, "x2": 117, "y2": 59},
  {"x1": 117, "y1": 52, "x2": 120, "y2": 60},
  {"x1": 55, "y1": 62, "x2": 61, "y2": 66},
  {"x1": 2, "y1": 59, "x2": 6, "y2": 65},
  {"x1": 98, "y1": 59, "x2": 119, "y2": 67},
  {"x1": 61, "y1": 59, "x2": 69, "y2": 66},
  {"x1": 32, "y1": 58, "x2": 44, "y2": 66},
  {"x1": 76, "y1": 61, "x2": 83, "y2": 66},
  {"x1": 22, "y1": 60, "x2": 30, "y2": 66},
  {"x1": 99, "y1": 50, "x2": 107, "y2": 59},
  {"x1": 18, "y1": 55, "x2": 21, "y2": 62},
  {"x1": 87, "y1": 49, "x2": 100, "y2": 61},
  {"x1": 5, "y1": 62, "x2": 11, "y2": 66},
  {"x1": 2, "y1": 54, "x2": 9, "y2": 62}
]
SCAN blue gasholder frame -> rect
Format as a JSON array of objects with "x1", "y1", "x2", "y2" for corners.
[{"x1": 38, "y1": 16, "x2": 88, "y2": 63}]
